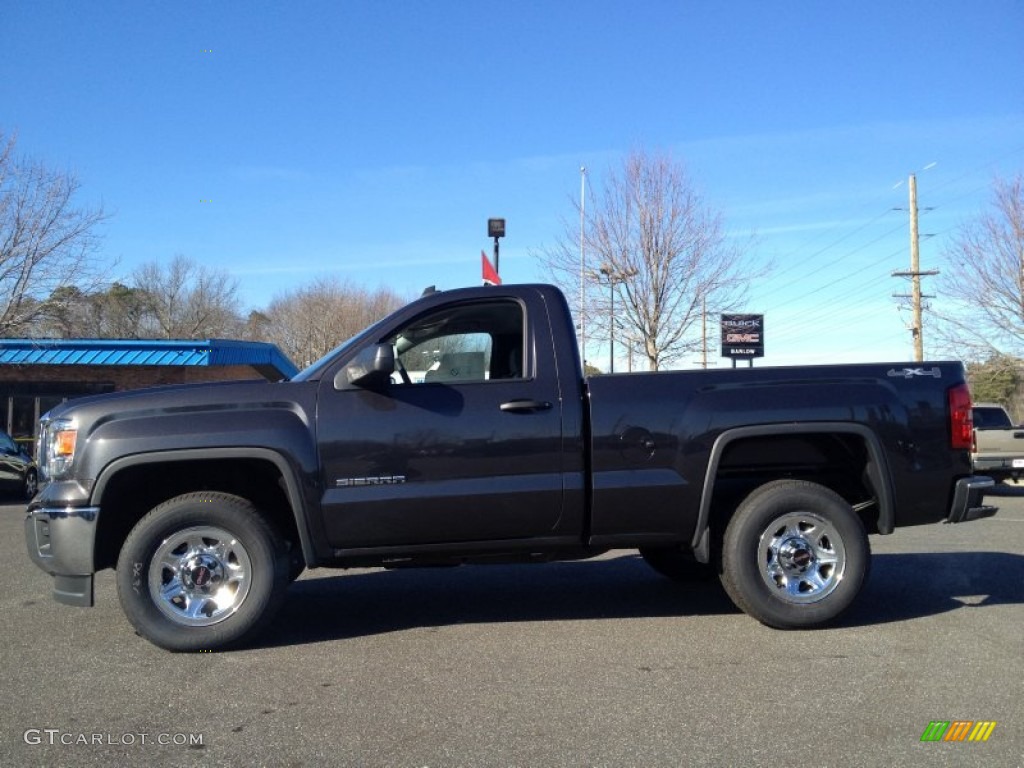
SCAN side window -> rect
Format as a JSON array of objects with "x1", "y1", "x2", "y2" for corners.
[{"x1": 389, "y1": 301, "x2": 524, "y2": 384}]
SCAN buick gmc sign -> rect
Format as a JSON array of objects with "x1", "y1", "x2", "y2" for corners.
[{"x1": 721, "y1": 314, "x2": 764, "y2": 359}]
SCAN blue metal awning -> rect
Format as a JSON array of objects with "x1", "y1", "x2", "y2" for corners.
[{"x1": 0, "y1": 339, "x2": 298, "y2": 379}]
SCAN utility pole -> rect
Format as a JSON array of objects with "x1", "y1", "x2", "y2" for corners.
[
  {"x1": 693, "y1": 296, "x2": 714, "y2": 369},
  {"x1": 893, "y1": 173, "x2": 939, "y2": 362},
  {"x1": 701, "y1": 296, "x2": 708, "y2": 369}
]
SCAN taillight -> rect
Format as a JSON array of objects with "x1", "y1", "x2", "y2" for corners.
[{"x1": 948, "y1": 382, "x2": 973, "y2": 450}]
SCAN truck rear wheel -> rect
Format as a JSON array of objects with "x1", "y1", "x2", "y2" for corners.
[
  {"x1": 116, "y1": 492, "x2": 289, "y2": 652},
  {"x1": 720, "y1": 479, "x2": 869, "y2": 629}
]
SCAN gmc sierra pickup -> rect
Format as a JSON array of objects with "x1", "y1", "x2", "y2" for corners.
[{"x1": 25, "y1": 283, "x2": 995, "y2": 651}]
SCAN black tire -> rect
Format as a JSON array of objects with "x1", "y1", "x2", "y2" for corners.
[
  {"x1": 639, "y1": 546, "x2": 716, "y2": 582},
  {"x1": 720, "y1": 479, "x2": 870, "y2": 629},
  {"x1": 116, "y1": 492, "x2": 289, "y2": 652},
  {"x1": 23, "y1": 468, "x2": 38, "y2": 500},
  {"x1": 286, "y1": 544, "x2": 306, "y2": 583}
]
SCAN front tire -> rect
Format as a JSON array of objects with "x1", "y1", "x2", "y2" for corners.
[
  {"x1": 720, "y1": 479, "x2": 869, "y2": 629},
  {"x1": 116, "y1": 492, "x2": 289, "y2": 652},
  {"x1": 23, "y1": 468, "x2": 38, "y2": 500},
  {"x1": 639, "y1": 546, "x2": 715, "y2": 582}
]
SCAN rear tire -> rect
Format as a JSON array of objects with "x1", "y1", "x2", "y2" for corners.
[
  {"x1": 116, "y1": 492, "x2": 289, "y2": 652},
  {"x1": 720, "y1": 479, "x2": 869, "y2": 629}
]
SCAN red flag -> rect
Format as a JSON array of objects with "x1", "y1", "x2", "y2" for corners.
[{"x1": 482, "y1": 250, "x2": 501, "y2": 285}]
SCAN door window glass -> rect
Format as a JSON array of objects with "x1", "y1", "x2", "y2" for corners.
[{"x1": 389, "y1": 301, "x2": 524, "y2": 384}]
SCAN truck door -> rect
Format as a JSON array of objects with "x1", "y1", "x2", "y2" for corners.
[{"x1": 316, "y1": 294, "x2": 567, "y2": 548}]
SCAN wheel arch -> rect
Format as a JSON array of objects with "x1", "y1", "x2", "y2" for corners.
[
  {"x1": 691, "y1": 423, "x2": 894, "y2": 562},
  {"x1": 91, "y1": 448, "x2": 321, "y2": 572}
]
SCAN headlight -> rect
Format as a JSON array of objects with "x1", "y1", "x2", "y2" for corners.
[{"x1": 39, "y1": 417, "x2": 78, "y2": 481}]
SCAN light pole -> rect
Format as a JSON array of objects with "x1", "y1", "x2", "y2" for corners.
[
  {"x1": 598, "y1": 264, "x2": 636, "y2": 373},
  {"x1": 488, "y1": 218, "x2": 505, "y2": 276}
]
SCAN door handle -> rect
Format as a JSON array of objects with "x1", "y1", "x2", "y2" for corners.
[{"x1": 500, "y1": 399, "x2": 553, "y2": 413}]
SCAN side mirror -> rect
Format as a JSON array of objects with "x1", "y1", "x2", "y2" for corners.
[{"x1": 335, "y1": 343, "x2": 395, "y2": 390}]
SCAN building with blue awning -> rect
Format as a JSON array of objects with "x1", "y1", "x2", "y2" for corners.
[{"x1": 0, "y1": 338, "x2": 297, "y2": 451}]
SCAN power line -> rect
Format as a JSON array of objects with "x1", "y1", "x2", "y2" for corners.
[
  {"x1": 698, "y1": 145, "x2": 1024, "y2": 366},
  {"x1": 761, "y1": 208, "x2": 894, "y2": 287},
  {"x1": 752, "y1": 146, "x2": 1023, "y2": 304},
  {"x1": 766, "y1": 246, "x2": 908, "y2": 343}
]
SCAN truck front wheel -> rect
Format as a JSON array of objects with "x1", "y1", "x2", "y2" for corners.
[
  {"x1": 639, "y1": 547, "x2": 715, "y2": 582},
  {"x1": 720, "y1": 479, "x2": 869, "y2": 629},
  {"x1": 116, "y1": 492, "x2": 289, "y2": 652}
]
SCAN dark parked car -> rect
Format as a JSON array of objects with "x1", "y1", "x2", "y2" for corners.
[{"x1": 0, "y1": 429, "x2": 37, "y2": 500}]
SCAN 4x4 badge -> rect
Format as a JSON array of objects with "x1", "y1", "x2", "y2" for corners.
[{"x1": 887, "y1": 367, "x2": 941, "y2": 379}]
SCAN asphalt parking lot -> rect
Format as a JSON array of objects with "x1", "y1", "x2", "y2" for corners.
[{"x1": 2, "y1": 492, "x2": 1022, "y2": 768}]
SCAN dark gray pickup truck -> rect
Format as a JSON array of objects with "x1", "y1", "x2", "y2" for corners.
[{"x1": 25, "y1": 283, "x2": 995, "y2": 651}]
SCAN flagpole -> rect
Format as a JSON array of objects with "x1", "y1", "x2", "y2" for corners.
[{"x1": 579, "y1": 165, "x2": 586, "y2": 369}]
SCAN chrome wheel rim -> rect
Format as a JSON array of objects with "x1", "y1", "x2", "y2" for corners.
[
  {"x1": 758, "y1": 511, "x2": 846, "y2": 604},
  {"x1": 149, "y1": 526, "x2": 253, "y2": 626},
  {"x1": 24, "y1": 471, "x2": 38, "y2": 499}
]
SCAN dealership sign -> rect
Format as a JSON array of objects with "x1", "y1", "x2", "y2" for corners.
[{"x1": 721, "y1": 314, "x2": 764, "y2": 359}]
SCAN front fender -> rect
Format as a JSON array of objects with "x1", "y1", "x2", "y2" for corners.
[{"x1": 91, "y1": 446, "x2": 325, "y2": 567}]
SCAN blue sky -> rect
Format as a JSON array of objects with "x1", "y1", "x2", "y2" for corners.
[{"x1": 4, "y1": 1, "x2": 1023, "y2": 367}]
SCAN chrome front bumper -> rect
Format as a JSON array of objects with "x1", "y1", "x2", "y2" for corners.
[{"x1": 24, "y1": 506, "x2": 100, "y2": 607}]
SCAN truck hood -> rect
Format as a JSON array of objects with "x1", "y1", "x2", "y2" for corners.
[{"x1": 44, "y1": 378, "x2": 302, "y2": 425}]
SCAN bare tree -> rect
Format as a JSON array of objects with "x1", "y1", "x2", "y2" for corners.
[
  {"x1": 132, "y1": 255, "x2": 242, "y2": 338},
  {"x1": 536, "y1": 150, "x2": 758, "y2": 370},
  {"x1": 261, "y1": 277, "x2": 405, "y2": 367},
  {"x1": 0, "y1": 131, "x2": 110, "y2": 335},
  {"x1": 931, "y1": 174, "x2": 1024, "y2": 361}
]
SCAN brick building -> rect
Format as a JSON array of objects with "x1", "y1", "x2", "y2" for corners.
[{"x1": 0, "y1": 338, "x2": 297, "y2": 452}]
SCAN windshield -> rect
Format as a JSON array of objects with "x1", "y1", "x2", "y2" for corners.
[
  {"x1": 973, "y1": 406, "x2": 1013, "y2": 429},
  {"x1": 289, "y1": 314, "x2": 394, "y2": 382}
]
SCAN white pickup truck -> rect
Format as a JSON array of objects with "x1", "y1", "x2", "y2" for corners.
[{"x1": 972, "y1": 402, "x2": 1024, "y2": 483}]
